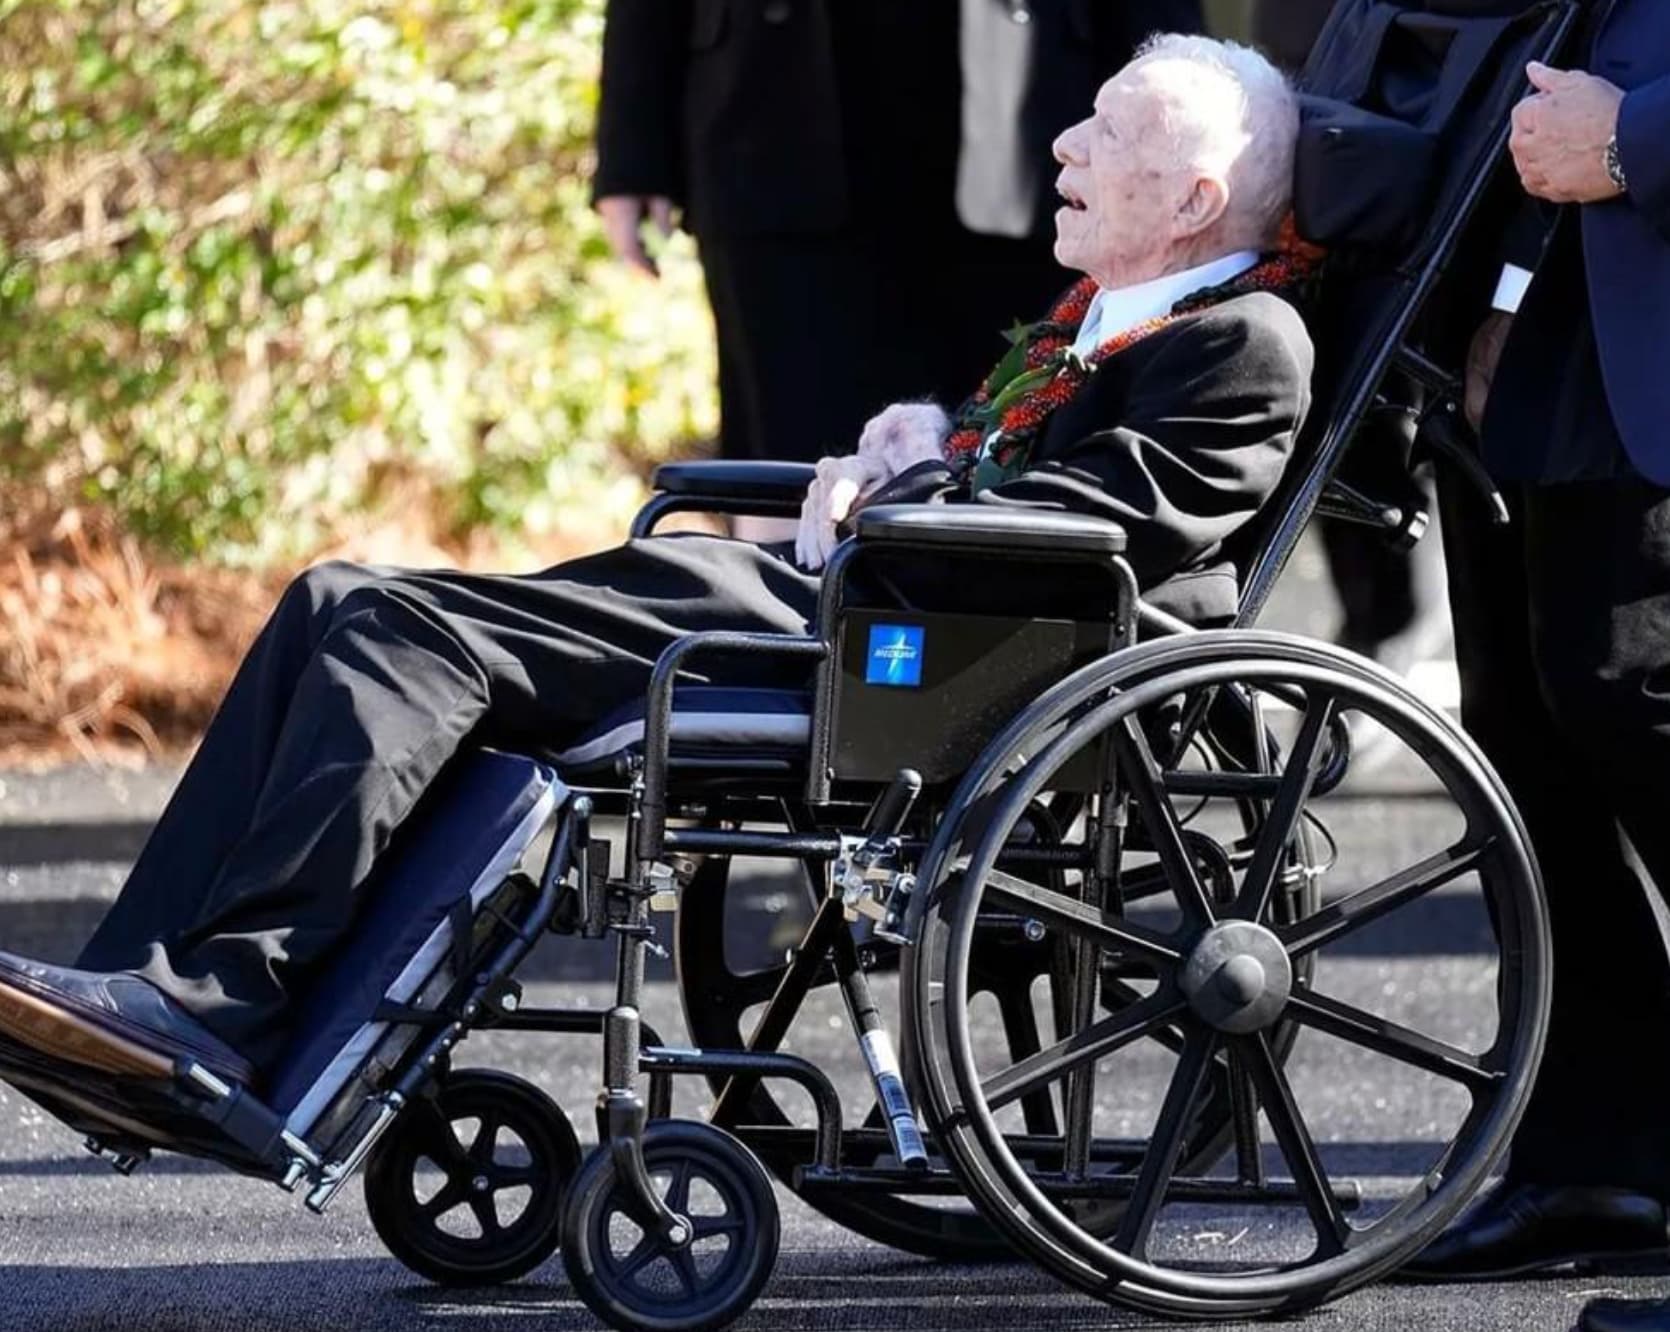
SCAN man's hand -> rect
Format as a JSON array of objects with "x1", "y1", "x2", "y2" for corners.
[
  {"x1": 855, "y1": 402, "x2": 952, "y2": 475},
  {"x1": 1510, "y1": 62, "x2": 1626, "y2": 204},
  {"x1": 1465, "y1": 311, "x2": 1514, "y2": 432},
  {"x1": 793, "y1": 403, "x2": 952, "y2": 570},
  {"x1": 795, "y1": 454, "x2": 888, "y2": 571},
  {"x1": 596, "y1": 194, "x2": 675, "y2": 277}
]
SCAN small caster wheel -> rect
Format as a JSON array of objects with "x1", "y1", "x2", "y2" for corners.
[
  {"x1": 561, "y1": 1120, "x2": 779, "y2": 1332},
  {"x1": 365, "y1": 1069, "x2": 581, "y2": 1286}
]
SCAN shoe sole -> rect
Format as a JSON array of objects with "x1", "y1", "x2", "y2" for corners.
[
  {"x1": 0, "y1": 980, "x2": 174, "y2": 1080},
  {"x1": 1402, "y1": 1246, "x2": 1670, "y2": 1283}
]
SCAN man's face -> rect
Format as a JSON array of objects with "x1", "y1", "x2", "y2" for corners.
[{"x1": 1051, "y1": 68, "x2": 1214, "y2": 288}]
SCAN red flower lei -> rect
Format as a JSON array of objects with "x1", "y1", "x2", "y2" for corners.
[{"x1": 945, "y1": 227, "x2": 1322, "y2": 491}]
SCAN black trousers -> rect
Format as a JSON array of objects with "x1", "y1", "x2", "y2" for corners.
[
  {"x1": 698, "y1": 224, "x2": 1065, "y2": 463},
  {"x1": 1439, "y1": 471, "x2": 1670, "y2": 1197},
  {"x1": 76, "y1": 536, "x2": 818, "y2": 1074}
]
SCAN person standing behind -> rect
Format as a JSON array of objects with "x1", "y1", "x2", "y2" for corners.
[
  {"x1": 1405, "y1": 1, "x2": 1670, "y2": 1297},
  {"x1": 592, "y1": 0, "x2": 1202, "y2": 473}
]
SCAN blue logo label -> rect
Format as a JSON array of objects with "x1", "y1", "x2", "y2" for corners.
[{"x1": 866, "y1": 624, "x2": 924, "y2": 687}]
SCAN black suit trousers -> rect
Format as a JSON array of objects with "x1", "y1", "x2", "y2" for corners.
[
  {"x1": 76, "y1": 537, "x2": 818, "y2": 1074},
  {"x1": 1439, "y1": 471, "x2": 1670, "y2": 1196}
]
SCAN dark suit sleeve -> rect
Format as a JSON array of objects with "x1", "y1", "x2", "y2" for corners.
[
  {"x1": 1616, "y1": 73, "x2": 1670, "y2": 245},
  {"x1": 978, "y1": 302, "x2": 1313, "y2": 587},
  {"x1": 592, "y1": 0, "x2": 689, "y2": 205}
]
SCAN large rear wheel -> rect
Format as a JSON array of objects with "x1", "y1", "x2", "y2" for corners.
[{"x1": 905, "y1": 632, "x2": 1548, "y2": 1317}]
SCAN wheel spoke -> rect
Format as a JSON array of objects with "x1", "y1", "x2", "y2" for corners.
[
  {"x1": 1103, "y1": 977, "x2": 1190, "y2": 1058},
  {"x1": 419, "y1": 1179, "x2": 466, "y2": 1221},
  {"x1": 615, "y1": 1234, "x2": 662, "y2": 1283},
  {"x1": 409, "y1": 1101, "x2": 469, "y2": 1170},
  {"x1": 982, "y1": 986, "x2": 1190, "y2": 1113},
  {"x1": 491, "y1": 1165, "x2": 538, "y2": 1189},
  {"x1": 468, "y1": 1193, "x2": 502, "y2": 1237},
  {"x1": 996, "y1": 985, "x2": 1061, "y2": 1136},
  {"x1": 1113, "y1": 717, "x2": 1217, "y2": 925},
  {"x1": 1114, "y1": 1026, "x2": 1218, "y2": 1258},
  {"x1": 671, "y1": 1247, "x2": 702, "y2": 1296},
  {"x1": 1278, "y1": 838, "x2": 1495, "y2": 957},
  {"x1": 1233, "y1": 693, "x2": 1336, "y2": 922},
  {"x1": 1238, "y1": 1031, "x2": 1349, "y2": 1258},
  {"x1": 692, "y1": 1216, "x2": 746, "y2": 1240},
  {"x1": 468, "y1": 1111, "x2": 502, "y2": 1165},
  {"x1": 1286, "y1": 990, "x2": 1503, "y2": 1094},
  {"x1": 982, "y1": 869, "x2": 1182, "y2": 964},
  {"x1": 665, "y1": 1161, "x2": 694, "y2": 1213}
]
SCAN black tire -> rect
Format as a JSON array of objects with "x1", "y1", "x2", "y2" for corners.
[
  {"x1": 562, "y1": 1121, "x2": 780, "y2": 1332},
  {"x1": 904, "y1": 631, "x2": 1550, "y2": 1318},
  {"x1": 365, "y1": 1069, "x2": 581, "y2": 1287}
]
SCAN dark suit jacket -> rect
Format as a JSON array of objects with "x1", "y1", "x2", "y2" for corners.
[
  {"x1": 593, "y1": 0, "x2": 1202, "y2": 237},
  {"x1": 861, "y1": 291, "x2": 1315, "y2": 621},
  {"x1": 1489, "y1": 0, "x2": 1670, "y2": 484}
]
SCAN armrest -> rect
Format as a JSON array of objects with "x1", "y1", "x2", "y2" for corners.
[
  {"x1": 853, "y1": 504, "x2": 1127, "y2": 556},
  {"x1": 651, "y1": 460, "x2": 816, "y2": 502},
  {"x1": 633, "y1": 460, "x2": 817, "y2": 539}
]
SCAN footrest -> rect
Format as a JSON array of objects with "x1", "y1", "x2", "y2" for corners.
[{"x1": 0, "y1": 1037, "x2": 301, "y2": 1178}]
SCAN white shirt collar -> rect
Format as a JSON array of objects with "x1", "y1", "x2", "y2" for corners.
[{"x1": 1070, "y1": 250, "x2": 1260, "y2": 359}]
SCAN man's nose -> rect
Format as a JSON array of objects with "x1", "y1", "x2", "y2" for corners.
[{"x1": 1053, "y1": 120, "x2": 1089, "y2": 166}]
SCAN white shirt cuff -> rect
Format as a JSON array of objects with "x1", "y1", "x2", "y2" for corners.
[{"x1": 1491, "y1": 263, "x2": 1533, "y2": 314}]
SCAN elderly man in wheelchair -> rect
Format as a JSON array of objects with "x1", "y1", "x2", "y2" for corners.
[
  {"x1": 0, "y1": 16, "x2": 1562, "y2": 1332},
  {"x1": 0, "y1": 34, "x2": 1310, "y2": 1106}
]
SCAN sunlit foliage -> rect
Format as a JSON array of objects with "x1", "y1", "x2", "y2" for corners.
[{"x1": 0, "y1": 0, "x2": 716, "y2": 564}]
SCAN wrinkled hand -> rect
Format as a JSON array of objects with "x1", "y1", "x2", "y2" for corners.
[
  {"x1": 855, "y1": 402, "x2": 952, "y2": 475},
  {"x1": 1465, "y1": 311, "x2": 1514, "y2": 432},
  {"x1": 1510, "y1": 63, "x2": 1625, "y2": 204},
  {"x1": 795, "y1": 403, "x2": 952, "y2": 571},
  {"x1": 596, "y1": 194, "x2": 675, "y2": 277},
  {"x1": 796, "y1": 454, "x2": 888, "y2": 571}
]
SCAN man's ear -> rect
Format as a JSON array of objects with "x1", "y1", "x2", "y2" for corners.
[{"x1": 1174, "y1": 175, "x2": 1230, "y2": 240}]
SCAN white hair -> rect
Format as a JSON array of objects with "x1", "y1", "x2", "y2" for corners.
[{"x1": 1127, "y1": 33, "x2": 1299, "y2": 248}]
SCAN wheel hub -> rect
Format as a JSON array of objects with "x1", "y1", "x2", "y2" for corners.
[{"x1": 1178, "y1": 920, "x2": 1293, "y2": 1033}]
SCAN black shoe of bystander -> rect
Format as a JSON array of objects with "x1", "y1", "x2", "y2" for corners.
[
  {"x1": 1402, "y1": 1182, "x2": 1670, "y2": 1281},
  {"x1": 1583, "y1": 1297, "x2": 1670, "y2": 1331}
]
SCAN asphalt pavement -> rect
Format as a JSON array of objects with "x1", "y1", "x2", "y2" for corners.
[{"x1": 0, "y1": 533, "x2": 1665, "y2": 1332}]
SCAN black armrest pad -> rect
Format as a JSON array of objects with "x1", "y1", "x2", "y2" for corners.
[
  {"x1": 651, "y1": 460, "x2": 816, "y2": 502},
  {"x1": 854, "y1": 504, "x2": 1127, "y2": 556}
]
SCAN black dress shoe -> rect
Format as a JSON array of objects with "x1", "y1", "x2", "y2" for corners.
[
  {"x1": 1402, "y1": 1182, "x2": 1669, "y2": 1281},
  {"x1": 1584, "y1": 1297, "x2": 1670, "y2": 1331},
  {"x1": 0, "y1": 949, "x2": 252, "y2": 1085}
]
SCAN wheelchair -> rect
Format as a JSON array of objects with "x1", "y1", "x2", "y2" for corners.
[{"x1": 0, "y1": 0, "x2": 1579, "y2": 1326}]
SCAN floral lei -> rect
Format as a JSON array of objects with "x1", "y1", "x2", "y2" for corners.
[{"x1": 945, "y1": 222, "x2": 1323, "y2": 492}]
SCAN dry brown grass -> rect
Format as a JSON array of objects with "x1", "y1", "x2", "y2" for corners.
[
  {"x1": 0, "y1": 484, "x2": 671, "y2": 767},
  {"x1": 0, "y1": 494, "x2": 277, "y2": 765}
]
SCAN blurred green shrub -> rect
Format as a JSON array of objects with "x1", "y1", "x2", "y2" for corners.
[{"x1": 0, "y1": 0, "x2": 717, "y2": 565}]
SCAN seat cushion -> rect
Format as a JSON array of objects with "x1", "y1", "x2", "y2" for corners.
[{"x1": 553, "y1": 686, "x2": 812, "y2": 773}]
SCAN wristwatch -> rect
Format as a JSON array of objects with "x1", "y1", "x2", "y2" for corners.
[{"x1": 1605, "y1": 134, "x2": 1629, "y2": 194}]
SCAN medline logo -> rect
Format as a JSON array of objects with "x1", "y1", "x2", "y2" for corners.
[{"x1": 866, "y1": 624, "x2": 925, "y2": 687}]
